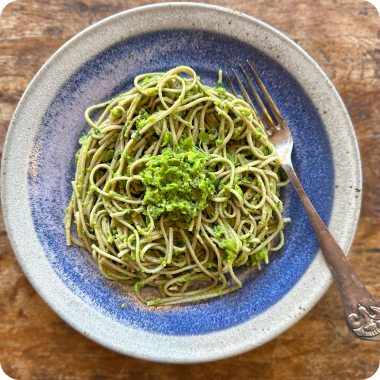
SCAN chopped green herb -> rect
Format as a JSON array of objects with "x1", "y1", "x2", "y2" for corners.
[
  {"x1": 139, "y1": 142, "x2": 215, "y2": 222},
  {"x1": 79, "y1": 134, "x2": 87, "y2": 145},
  {"x1": 234, "y1": 184, "x2": 243, "y2": 197},
  {"x1": 218, "y1": 239, "x2": 238, "y2": 263},
  {"x1": 102, "y1": 150, "x2": 114, "y2": 162},
  {"x1": 214, "y1": 225, "x2": 224, "y2": 238},
  {"x1": 75, "y1": 149, "x2": 81, "y2": 164},
  {"x1": 161, "y1": 131, "x2": 171, "y2": 147},
  {"x1": 131, "y1": 131, "x2": 142, "y2": 141},
  {"x1": 133, "y1": 281, "x2": 143, "y2": 293}
]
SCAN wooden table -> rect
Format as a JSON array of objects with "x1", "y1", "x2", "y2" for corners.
[{"x1": 0, "y1": 1, "x2": 379, "y2": 379}]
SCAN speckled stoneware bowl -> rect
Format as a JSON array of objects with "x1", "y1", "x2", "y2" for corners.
[{"x1": 1, "y1": 3, "x2": 361, "y2": 363}]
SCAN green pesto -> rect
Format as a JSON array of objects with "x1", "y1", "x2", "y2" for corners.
[
  {"x1": 78, "y1": 134, "x2": 87, "y2": 145},
  {"x1": 213, "y1": 225, "x2": 224, "y2": 238},
  {"x1": 75, "y1": 149, "x2": 81, "y2": 164},
  {"x1": 198, "y1": 131, "x2": 216, "y2": 144},
  {"x1": 217, "y1": 239, "x2": 239, "y2": 263},
  {"x1": 102, "y1": 150, "x2": 114, "y2": 162},
  {"x1": 139, "y1": 139, "x2": 216, "y2": 223},
  {"x1": 213, "y1": 86, "x2": 226, "y2": 95},
  {"x1": 250, "y1": 249, "x2": 268, "y2": 267},
  {"x1": 135, "y1": 108, "x2": 152, "y2": 130},
  {"x1": 131, "y1": 131, "x2": 142, "y2": 141},
  {"x1": 161, "y1": 131, "x2": 171, "y2": 147}
]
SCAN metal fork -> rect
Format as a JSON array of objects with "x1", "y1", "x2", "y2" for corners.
[{"x1": 226, "y1": 61, "x2": 380, "y2": 341}]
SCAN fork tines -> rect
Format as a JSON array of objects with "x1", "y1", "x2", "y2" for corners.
[{"x1": 227, "y1": 61, "x2": 287, "y2": 133}]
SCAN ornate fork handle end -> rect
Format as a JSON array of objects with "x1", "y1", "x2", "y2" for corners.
[
  {"x1": 283, "y1": 163, "x2": 380, "y2": 341},
  {"x1": 347, "y1": 304, "x2": 380, "y2": 340}
]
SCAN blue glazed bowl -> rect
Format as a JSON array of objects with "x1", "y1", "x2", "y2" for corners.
[{"x1": 1, "y1": 3, "x2": 361, "y2": 362}]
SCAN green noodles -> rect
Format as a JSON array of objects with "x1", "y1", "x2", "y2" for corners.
[{"x1": 64, "y1": 66, "x2": 290, "y2": 307}]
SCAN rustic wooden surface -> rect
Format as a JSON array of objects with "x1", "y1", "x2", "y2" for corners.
[{"x1": 0, "y1": 0, "x2": 379, "y2": 379}]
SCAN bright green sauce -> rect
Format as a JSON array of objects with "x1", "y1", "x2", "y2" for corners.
[
  {"x1": 139, "y1": 138, "x2": 216, "y2": 223},
  {"x1": 218, "y1": 239, "x2": 239, "y2": 263}
]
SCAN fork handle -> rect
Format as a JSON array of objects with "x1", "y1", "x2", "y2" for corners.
[{"x1": 282, "y1": 163, "x2": 380, "y2": 341}]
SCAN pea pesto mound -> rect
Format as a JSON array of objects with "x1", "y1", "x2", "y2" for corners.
[
  {"x1": 64, "y1": 66, "x2": 290, "y2": 307},
  {"x1": 140, "y1": 143, "x2": 215, "y2": 222}
]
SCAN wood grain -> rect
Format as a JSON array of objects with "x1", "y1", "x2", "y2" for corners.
[{"x1": 0, "y1": 1, "x2": 379, "y2": 379}]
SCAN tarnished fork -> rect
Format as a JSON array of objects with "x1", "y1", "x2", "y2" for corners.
[{"x1": 226, "y1": 61, "x2": 380, "y2": 341}]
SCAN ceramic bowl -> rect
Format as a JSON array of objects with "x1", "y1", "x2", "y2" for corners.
[{"x1": 1, "y1": 3, "x2": 361, "y2": 363}]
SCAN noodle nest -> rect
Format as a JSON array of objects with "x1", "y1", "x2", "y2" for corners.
[{"x1": 64, "y1": 66, "x2": 289, "y2": 307}]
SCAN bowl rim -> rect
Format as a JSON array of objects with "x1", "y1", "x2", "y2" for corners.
[{"x1": 1, "y1": 2, "x2": 362, "y2": 363}]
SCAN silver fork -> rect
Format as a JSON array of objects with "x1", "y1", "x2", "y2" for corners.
[{"x1": 226, "y1": 61, "x2": 380, "y2": 341}]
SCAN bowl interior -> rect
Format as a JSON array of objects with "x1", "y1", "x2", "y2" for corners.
[{"x1": 27, "y1": 29, "x2": 334, "y2": 336}]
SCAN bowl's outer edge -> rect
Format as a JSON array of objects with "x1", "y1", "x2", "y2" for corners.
[{"x1": 1, "y1": 2, "x2": 362, "y2": 363}]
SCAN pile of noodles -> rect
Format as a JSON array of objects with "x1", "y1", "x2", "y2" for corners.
[{"x1": 64, "y1": 66, "x2": 289, "y2": 306}]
